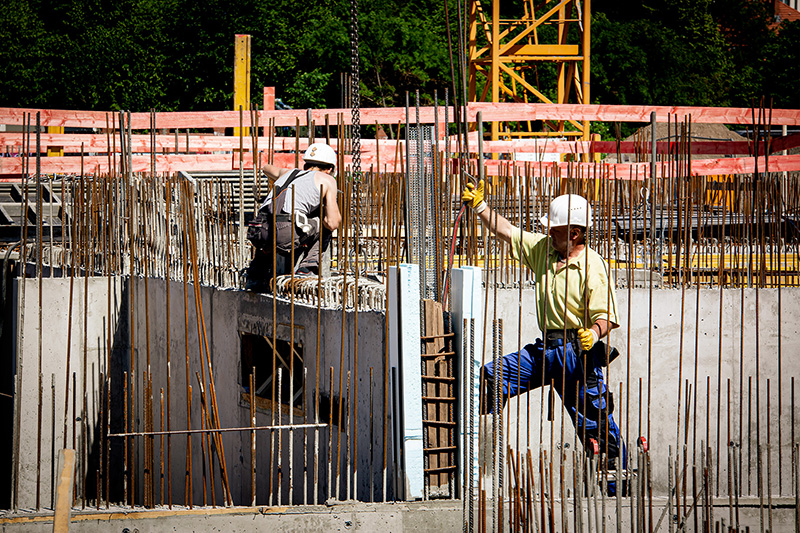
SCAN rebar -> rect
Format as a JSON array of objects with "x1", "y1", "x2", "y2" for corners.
[{"x1": 1, "y1": 104, "x2": 798, "y2": 526}]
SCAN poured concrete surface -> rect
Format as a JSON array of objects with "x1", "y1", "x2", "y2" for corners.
[
  {"x1": 7, "y1": 277, "x2": 393, "y2": 509},
  {"x1": 0, "y1": 497, "x2": 797, "y2": 532}
]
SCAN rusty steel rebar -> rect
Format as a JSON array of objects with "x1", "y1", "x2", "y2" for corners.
[{"x1": 3, "y1": 101, "x2": 799, "y2": 521}]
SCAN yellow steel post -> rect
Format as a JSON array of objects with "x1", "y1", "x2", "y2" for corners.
[
  {"x1": 557, "y1": 3, "x2": 567, "y2": 105},
  {"x1": 467, "y1": 0, "x2": 479, "y2": 103},
  {"x1": 47, "y1": 126, "x2": 63, "y2": 157},
  {"x1": 491, "y1": 0, "x2": 500, "y2": 143},
  {"x1": 582, "y1": 0, "x2": 591, "y2": 142},
  {"x1": 233, "y1": 34, "x2": 251, "y2": 138}
]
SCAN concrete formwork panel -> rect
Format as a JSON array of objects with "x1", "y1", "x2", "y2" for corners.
[
  {"x1": 8, "y1": 276, "x2": 392, "y2": 510},
  {"x1": 125, "y1": 280, "x2": 391, "y2": 507},
  {"x1": 9, "y1": 275, "x2": 125, "y2": 510},
  {"x1": 7, "y1": 275, "x2": 799, "y2": 512}
]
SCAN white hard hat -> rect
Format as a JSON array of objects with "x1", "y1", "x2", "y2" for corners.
[
  {"x1": 539, "y1": 194, "x2": 593, "y2": 228},
  {"x1": 303, "y1": 142, "x2": 337, "y2": 170}
]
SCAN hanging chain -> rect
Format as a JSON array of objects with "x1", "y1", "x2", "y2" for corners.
[
  {"x1": 349, "y1": 0, "x2": 364, "y2": 263},
  {"x1": 349, "y1": 0, "x2": 362, "y2": 184}
]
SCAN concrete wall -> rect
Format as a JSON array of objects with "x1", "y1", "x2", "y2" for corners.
[
  {"x1": 8, "y1": 276, "x2": 392, "y2": 510},
  {"x1": 9, "y1": 276, "x2": 126, "y2": 510},
  {"x1": 484, "y1": 286, "x2": 800, "y2": 496},
  {"x1": 126, "y1": 279, "x2": 392, "y2": 507},
  {"x1": 7, "y1": 276, "x2": 799, "y2": 510}
]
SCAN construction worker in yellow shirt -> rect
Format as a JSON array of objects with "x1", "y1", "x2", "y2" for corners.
[{"x1": 463, "y1": 180, "x2": 626, "y2": 495}]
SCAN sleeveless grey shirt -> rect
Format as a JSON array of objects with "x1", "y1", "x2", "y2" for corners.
[{"x1": 260, "y1": 169, "x2": 321, "y2": 215}]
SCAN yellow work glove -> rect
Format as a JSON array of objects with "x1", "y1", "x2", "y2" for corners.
[
  {"x1": 577, "y1": 327, "x2": 598, "y2": 351},
  {"x1": 462, "y1": 179, "x2": 487, "y2": 214}
]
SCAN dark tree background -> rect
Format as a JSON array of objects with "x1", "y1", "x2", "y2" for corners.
[{"x1": 0, "y1": 0, "x2": 796, "y2": 112}]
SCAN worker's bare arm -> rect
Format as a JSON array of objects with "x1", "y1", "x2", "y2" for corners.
[
  {"x1": 591, "y1": 318, "x2": 617, "y2": 339},
  {"x1": 262, "y1": 163, "x2": 289, "y2": 181},
  {"x1": 319, "y1": 173, "x2": 341, "y2": 231},
  {"x1": 476, "y1": 204, "x2": 517, "y2": 244}
]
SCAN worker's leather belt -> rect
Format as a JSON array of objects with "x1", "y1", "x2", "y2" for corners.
[
  {"x1": 544, "y1": 329, "x2": 621, "y2": 364},
  {"x1": 544, "y1": 329, "x2": 579, "y2": 344},
  {"x1": 545, "y1": 329, "x2": 578, "y2": 342},
  {"x1": 256, "y1": 209, "x2": 293, "y2": 223}
]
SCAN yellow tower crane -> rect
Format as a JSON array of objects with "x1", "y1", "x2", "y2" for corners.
[{"x1": 468, "y1": 0, "x2": 591, "y2": 142}]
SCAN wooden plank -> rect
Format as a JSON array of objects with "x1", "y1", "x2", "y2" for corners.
[
  {"x1": 688, "y1": 153, "x2": 800, "y2": 176},
  {"x1": 771, "y1": 132, "x2": 800, "y2": 153},
  {"x1": 0, "y1": 133, "x2": 780, "y2": 158},
  {"x1": 53, "y1": 449, "x2": 75, "y2": 533},
  {"x1": 481, "y1": 139, "x2": 759, "y2": 156},
  {"x1": 0, "y1": 134, "x2": 402, "y2": 154},
  {"x1": 465, "y1": 103, "x2": 800, "y2": 125},
  {"x1": 0, "y1": 108, "x2": 110, "y2": 127},
  {"x1": 474, "y1": 153, "x2": 800, "y2": 179},
  {"x1": 0, "y1": 153, "x2": 256, "y2": 175},
  {"x1": 1, "y1": 148, "x2": 799, "y2": 178},
  {"x1": 0, "y1": 133, "x2": 241, "y2": 152},
  {"x1": 422, "y1": 298, "x2": 451, "y2": 495},
  {"x1": 3, "y1": 103, "x2": 799, "y2": 130},
  {"x1": 263, "y1": 87, "x2": 275, "y2": 111}
]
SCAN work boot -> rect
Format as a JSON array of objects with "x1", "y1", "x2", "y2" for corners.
[
  {"x1": 295, "y1": 265, "x2": 317, "y2": 276},
  {"x1": 244, "y1": 277, "x2": 271, "y2": 293}
]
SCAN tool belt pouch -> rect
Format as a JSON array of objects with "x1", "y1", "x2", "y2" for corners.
[
  {"x1": 246, "y1": 170, "x2": 303, "y2": 251},
  {"x1": 589, "y1": 341, "x2": 620, "y2": 367},
  {"x1": 246, "y1": 211, "x2": 294, "y2": 254},
  {"x1": 246, "y1": 209, "x2": 272, "y2": 250}
]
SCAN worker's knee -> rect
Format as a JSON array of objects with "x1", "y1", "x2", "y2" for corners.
[{"x1": 578, "y1": 390, "x2": 614, "y2": 421}]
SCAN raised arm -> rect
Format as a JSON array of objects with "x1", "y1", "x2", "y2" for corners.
[{"x1": 262, "y1": 163, "x2": 289, "y2": 181}]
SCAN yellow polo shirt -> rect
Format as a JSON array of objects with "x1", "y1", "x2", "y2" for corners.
[{"x1": 510, "y1": 228, "x2": 619, "y2": 332}]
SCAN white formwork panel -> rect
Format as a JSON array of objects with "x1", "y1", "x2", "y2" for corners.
[
  {"x1": 451, "y1": 266, "x2": 483, "y2": 495},
  {"x1": 387, "y1": 264, "x2": 424, "y2": 500}
]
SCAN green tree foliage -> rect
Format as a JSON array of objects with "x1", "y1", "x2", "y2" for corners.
[
  {"x1": 358, "y1": 0, "x2": 452, "y2": 107},
  {"x1": 592, "y1": 0, "x2": 795, "y2": 109},
  {"x1": 0, "y1": 0, "x2": 796, "y2": 112},
  {"x1": 0, "y1": 0, "x2": 57, "y2": 107},
  {"x1": 763, "y1": 20, "x2": 800, "y2": 109}
]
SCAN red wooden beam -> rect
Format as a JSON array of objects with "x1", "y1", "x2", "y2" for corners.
[
  {"x1": 3, "y1": 103, "x2": 799, "y2": 129},
  {"x1": 466, "y1": 103, "x2": 800, "y2": 126},
  {"x1": 3, "y1": 151, "x2": 799, "y2": 179},
  {"x1": 475, "y1": 154, "x2": 800, "y2": 179},
  {"x1": 0, "y1": 134, "x2": 405, "y2": 155},
  {"x1": 3, "y1": 132, "x2": 789, "y2": 158},
  {"x1": 770, "y1": 133, "x2": 800, "y2": 153},
  {"x1": 480, "y1": 139, "x2": 758, "y2": 156}
]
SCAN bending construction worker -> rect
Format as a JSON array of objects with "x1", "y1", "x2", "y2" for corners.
[
  {"x1": 462, "y1": 181, "x2": 626, "y2": 494},
  {"x1": 245, "y1": 142, "x2": 342, "y2": 291}
]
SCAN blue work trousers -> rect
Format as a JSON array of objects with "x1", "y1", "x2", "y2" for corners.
[{"x1": 483, "y1": 337, "x2": 626, "y2": 465}]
